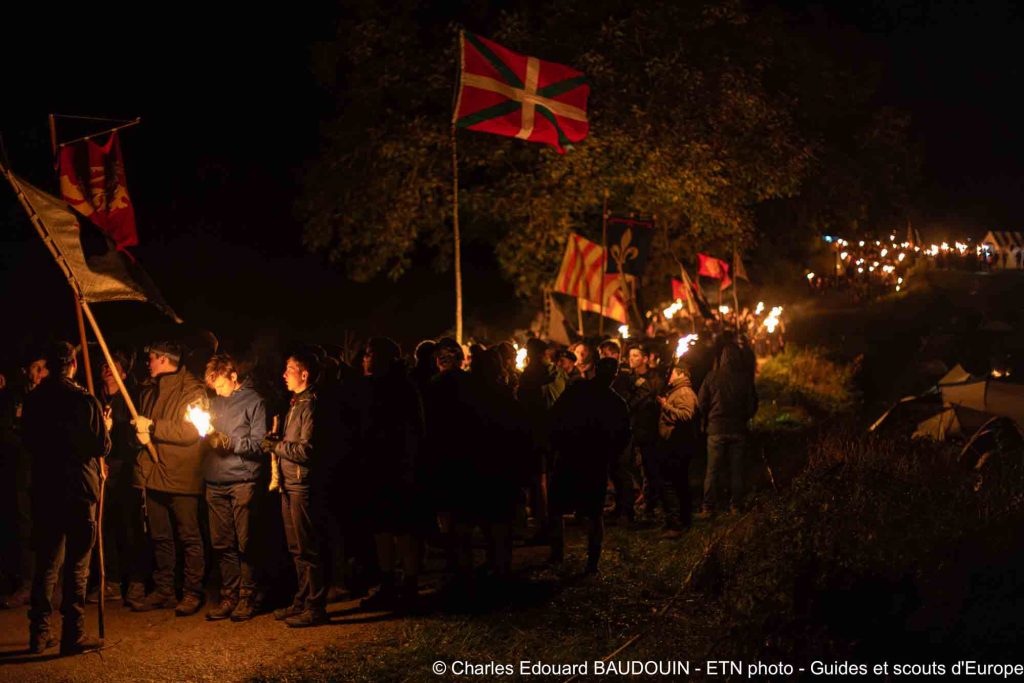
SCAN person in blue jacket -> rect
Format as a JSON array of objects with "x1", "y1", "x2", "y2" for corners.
[{"x1": 202, "y1": 354, "x2": 268, "y2": 622}]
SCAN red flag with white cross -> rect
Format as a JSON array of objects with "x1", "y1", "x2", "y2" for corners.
[{"x1": 454, "y1": 31, "x2": 589, "y2": 153}]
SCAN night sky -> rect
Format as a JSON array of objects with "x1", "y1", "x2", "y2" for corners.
[{"x1": 2, "y1": 1, "x2": 1022, "y2": 360}]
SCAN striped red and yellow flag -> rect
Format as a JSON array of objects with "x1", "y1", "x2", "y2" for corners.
[
  {"x1": 553, "y1": 233, "x2": 605, "y2": 302},
  {"x1": 579, "y1": 275, "x2": 630, "y2": 324},
  {"x1": 454, "y1": 31, "x2": 589, "y2": 153}
]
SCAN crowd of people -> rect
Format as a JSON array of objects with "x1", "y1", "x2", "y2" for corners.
[{"x1": 0, "y1": 328, "x2": 758, "y2": 655}]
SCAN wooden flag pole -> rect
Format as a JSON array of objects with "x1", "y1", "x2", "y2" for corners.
[
  {"x1": 79, "y1": 302, "x2": 156, "y2": 462},
  {"x1": 2, "y1": 163, "x2": 159, "y2": 465},
  {"x1": 731, "y1": 247, "x2": 741, "y2": 316},
  {"x1": 577, "y1": 298, "x2": 585, "y2": 337},
  {"x1": 451, "y1": 125, "x2": 463, "y2": 345},
  {"x1": 49, "y1": 114, "x2": 97, "y2": 397},
  {"x1": 599, "y1": 189, "x2": 609, "y2": 337}
]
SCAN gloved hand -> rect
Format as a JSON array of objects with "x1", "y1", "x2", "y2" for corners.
[
  {"x1": 132, "y1": 415, "x2": 153, "y2": 435},
  {"x1": 259, "y1": 436, "x2": 278, "y2": 455},
  {"x1": 137, "y1": 429, "x2": 152, "y2": 446},
  {"x1": 207, "y1": 432, "x2": 231, "y2": 451}
]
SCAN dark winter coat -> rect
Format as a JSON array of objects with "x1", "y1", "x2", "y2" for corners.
[
  {"x1": 697, "y1": 346, "x2": 759, "y2": 436},
  {"x1": 550, "y1": 379, "x2": 632, "y2": 475},
  {"x1": 623, "y1": 369, "x2": 666, "y2": 445},
  {"x1": 205, "y1": 380, "x2": 268, "y2": 484},
  {"x1": 23, "y1": 376, "x2": 110, "y2": 504},
  {"x1": 134, "y1": 367, "x2": 207, "y2": 494}
]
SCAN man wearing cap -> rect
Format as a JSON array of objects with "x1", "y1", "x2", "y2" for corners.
[
  {"x1": 656, "y1": 359, "x2": 699, "y2": 538},
  {"x1": 130, "y1": 341, "x2": 208, "y2": 616},
  {"x1": 22, "y1": 341, "x2": 110, "y2": 655}
]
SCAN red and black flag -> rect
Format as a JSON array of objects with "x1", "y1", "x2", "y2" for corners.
[
  {"x1": 454, "y1": 31, "x2": 589, "y2": 153},
  {"x1": 672, "y1": 268, "x2": 714, "y2": 320},
  {"x1": 58, "y1": 131, "x2": 138, "y2": 251},
  {"x1": 11, "y1": 173, "x2": 180, "y2": 321}
]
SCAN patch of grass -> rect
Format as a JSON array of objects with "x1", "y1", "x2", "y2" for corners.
[
  {"x1": 751, "y1": 402, "x2": 814, "y2": 433},
  {"x1": 757, "y1": 347, "x2": 858, "y2": 416},
  {"x1": 253, "y1": 524, "x2": 726, "y2": 683}
]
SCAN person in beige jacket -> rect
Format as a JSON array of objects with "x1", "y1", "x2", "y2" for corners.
[{"x1": 657, "y1": 358, "x2": 699, "y2": 538}]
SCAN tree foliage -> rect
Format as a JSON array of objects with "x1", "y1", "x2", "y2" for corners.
[{"x1": 298, "y1": 0, "x2": 917, "y2": 299}]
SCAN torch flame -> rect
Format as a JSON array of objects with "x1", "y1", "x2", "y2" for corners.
[
  {"x1": 675, "y1": 334, "x2": 699, "y2": 358},
  {"x1": 186, "y1": 402, "x2": 213, "y2": 437},
  {"x1": 515, "y1": 346, "x2": 527, "y2": 372}
]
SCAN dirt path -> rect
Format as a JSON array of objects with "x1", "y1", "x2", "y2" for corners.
[{"x1": 0, "y1": 592, "x2": 401, "y2": 682}]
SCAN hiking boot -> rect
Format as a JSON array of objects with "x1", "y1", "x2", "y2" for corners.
[
  {"x1": 659, "y1": 528, "x2": 684, "y2": 540},
  {"x1": 230, "y1": 596, "x2": 255, "y2": 622},
  {"x1": 29, "y1": 630, "x2": 58, "y2": 654},
  {"x1": 175, "y1": 594, "x2": 204, "y2": 617},
  {"x1": 205, "y1": 598, "x2": 237, "y2": 621},
  {"x1": 130, "y1": 591, "x2": 176, "y2": 612},
  {"x1": 284, "y1": 608, "x2": 329, "y2": 628},
  {"x1": 124, "y1": 582, "x2": 146, "y2": 608},
  {"x1": 1, "y1": 586, "x2": 30, "y2": 609},
  {"x1": 273, "y1": 603, "x2": 304, "y2": 621},
  {"x1": 87, "y1": 582, "x2": 122, "y2": 604},
  {"x1": 59, "y1": 635, "x2": 103, "y2": 657},
  {"x1": 695, "y1": 507, "x2": 713, "y2": 521}
]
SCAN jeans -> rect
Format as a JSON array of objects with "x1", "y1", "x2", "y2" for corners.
[
  {"x1": 608, "y1": 445, "x2": 639, "y2": 519},
  {"x1": 703, "y1": 434, "x2": 747, "y2": 511},
  {"x1": 637, "y1": 441, "x2": 664, "y2": 513},
  {"x1": 147, "y1": 491, "x2": 205, "y2": 598},
  {"x1": 206, "y1": 481, "x2": 260, "y2": 600},
  {"x1": 29, "y1": 496, "x2": 95, "y2": 642},
  {"x1": 281, "y1": 479, "x2": 326, "y2": 611}
]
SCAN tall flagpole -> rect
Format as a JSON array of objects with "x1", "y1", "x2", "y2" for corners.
[
  {"x1": 451, "y1": 122, "x2": 463, "y2": 344},
  {"x1": 49, "y1": 114, "x2": 96, "y2": 397},
  {"x1": 451, "y1": 31, "x2": 466, "y2": 345},
  {"x1": 599, "y1": 189, "x2": 608, "y2": 337},
  {"x1": 732, "y1": 247, "x2": 740, "y2": 316}
]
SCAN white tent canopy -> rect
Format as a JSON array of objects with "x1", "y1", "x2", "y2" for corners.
[{"x1": 980, "y1": 231, "x2": 1024, "y2": 270}]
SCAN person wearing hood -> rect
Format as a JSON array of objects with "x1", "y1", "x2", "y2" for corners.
[
  {"x1": 697, "y1": 343, "x2": 759, "y2": 515},
  {"x1": 656, "y1": 358, "x2": 699, "y2": 538},
  {"x1": 202, "y1": 354, "x2": 268, "y2": 622}
]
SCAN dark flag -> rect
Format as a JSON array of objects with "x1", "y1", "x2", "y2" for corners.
[
  {"x1": 673, "y1": 269, "x2": 714, "y2": 320},
  {"x1": 605, "y1": 218, "x2": 654, "y2": 275},
  {"x1": 14, "y1": 174, "x2": 181, "y2": 321},
  {"x1": 58, "y1": 131, "x2": 139, "y2": 251}
]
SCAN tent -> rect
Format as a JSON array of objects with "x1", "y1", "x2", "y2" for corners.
[
  {"x1": 871, "y1": 364, "x2": 1024, "y2": 441},
  {"x1": 980, "y1": 231, "x2": 1024, "y2": 270},
  {"x1": 935, "y1": 364, "x2": 1024, "y2": 426}
]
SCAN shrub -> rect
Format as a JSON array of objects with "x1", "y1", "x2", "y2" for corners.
[
  {"x1": 757, "y1": 346, "x2": 858, "y2": 415},
  {"x1": 703, "y1": 427, "x2": 1024, "y2": 661}
]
